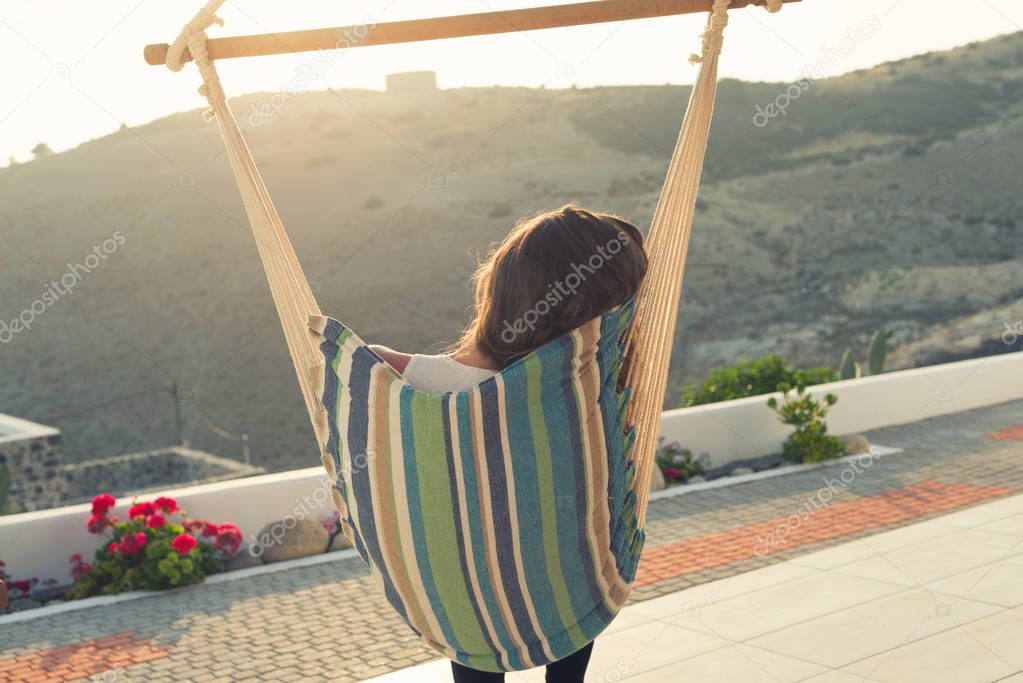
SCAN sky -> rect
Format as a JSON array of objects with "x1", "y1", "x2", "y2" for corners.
[{"x1": 1, "y1": 0, "x2": 1021, "y2": 164}]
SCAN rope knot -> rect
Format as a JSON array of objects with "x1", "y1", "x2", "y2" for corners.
[
  {"x1": 164, "y1": 0, "x2": 228, "y2": 117},
  {"x1": 690, "y1": 0, "x2": 731, "y2": 64}
]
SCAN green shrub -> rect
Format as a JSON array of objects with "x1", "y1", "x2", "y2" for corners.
[
  {"x1": 767, "y1": 384, "x2": 844, "y2": 464},
  {"x1": 0, "y1": 464, "x2": 9, "y2": 514},
  {"x1": 681, "y1": 355, "x2": 836, "y2": 407},
  {"x1": 839, "y1": 329, "x2": 892, "y2": 379}
]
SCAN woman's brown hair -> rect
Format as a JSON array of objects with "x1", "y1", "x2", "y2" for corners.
[{"x1": 456, "y1": 205, "x2": 648, "y2": 368}]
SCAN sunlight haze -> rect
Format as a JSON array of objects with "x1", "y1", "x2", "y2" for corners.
[{"x1": 1, "y1": 0, "x2": 1020, "y2": 163}]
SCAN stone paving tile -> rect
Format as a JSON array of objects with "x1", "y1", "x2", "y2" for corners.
[{"x1": 2, "y1": 398, "x2": 1021, "y2": 682}]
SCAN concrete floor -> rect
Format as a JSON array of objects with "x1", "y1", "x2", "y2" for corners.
[{"x1": 369, "y1": 492, "x2": 1023, "y2": 683}]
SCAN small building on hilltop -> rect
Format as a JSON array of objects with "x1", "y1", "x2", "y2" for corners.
[{"x1": 386, "y1": 70, "x2": 438, "y2": 93}]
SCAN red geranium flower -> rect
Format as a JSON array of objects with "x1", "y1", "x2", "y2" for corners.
[
  {"x1": 213, "y1": 522, "x2": 242, "y2": 556},
  {"x1": 108, "y1": 541, "x2": 119, "y2": 553},
  {"x1": 120, "y1": 532, "x2": 148, "y2": 555},
  {"x1": 171, "y1": 533, "x2": 197, "y2": 556},
  {"x1": 153, "y1": 496, "x2": 178, "y2": 514},
  {"x1": 71, "y1": 562, "x2": 92, "y2": 581},
  {"x1": 91, "y1": 493, "x2": 116, "y2": 516},
  {"x1": 87, "y1": 513, "x2": 112, "y2": 534},
  {"x1": 11, "y1": 579, "x2": 36, "y2": 594},
  {"x1": 128, "y1": 501, "x2": 155, "y2": 519},
  {"x1": 69, "y1": 553, "x2": 82, "y2": 563},
  {"x1": 183, "y1": 519, "x2": 206, "y2": 534},
  {"x1": 145, "y1": 513, "x2": 166, "y2": 528}
]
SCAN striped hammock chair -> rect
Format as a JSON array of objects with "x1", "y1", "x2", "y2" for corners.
[{"x1": 158, "y1": 0, "x2": 783, "y2": 671}]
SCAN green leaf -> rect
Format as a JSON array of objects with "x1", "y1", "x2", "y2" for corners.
[{"x1": 839, "y1": 348, "x2": 861, "y2": 380}]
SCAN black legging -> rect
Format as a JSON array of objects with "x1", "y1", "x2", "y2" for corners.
[{"x1": 450, "y1": 642, "x2": 594, "y2": 683}]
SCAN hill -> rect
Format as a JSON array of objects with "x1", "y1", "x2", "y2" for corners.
[{"x1": 2, "y1": 31, "x2": 1021, "y2": 470}]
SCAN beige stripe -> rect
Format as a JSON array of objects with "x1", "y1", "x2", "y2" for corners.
[
  {"x1": 366, "y1": 367, "x2": 436, "y2": 640},
  {"x1": 584, "y1": 316, "x2": 636, "y2": 609},
  {"x1": 470, "y1": 389, "x2": 534, "y2": 667},
  {"x1": 334, "y1": 342, "x2": 357, "y2": 522},
  {"x1": 445, "y1": 396, "x2": 510, "y2": 666},
  {"x1": 384, "y1": 378, "x2": 448, "y2": 642},
  {"x1": 494, "y1": 374, "x2": 557, "y2": 663},
  {"x1": 570, "y1": 320, "x2": 619, "y2": 600},
  {"x1": 575, "y1": 320, "x2": 634, "y2": 611}
]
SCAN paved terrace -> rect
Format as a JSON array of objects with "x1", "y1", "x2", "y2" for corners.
[{"x1": 2, "y1": 398, "x2": 1022, "y2": 682}]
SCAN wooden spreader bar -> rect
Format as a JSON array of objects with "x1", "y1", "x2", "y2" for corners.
[{"x1": 144, "y1": 0, "x2": 798, "y2": 66}]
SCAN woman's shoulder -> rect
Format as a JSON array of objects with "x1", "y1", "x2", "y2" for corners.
[{"x1": 369, "y1": 344, "x2": 412, "y2": 374}]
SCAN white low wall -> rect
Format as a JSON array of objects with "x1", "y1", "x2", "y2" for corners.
[
  {"x1": 0, "y1": 466, "x2": 334, "y2": 588},
  {"x1": 0, "y1": 413, "x2": 58, "y2": 443},
  {"x1": 2, "y1": 351, "x2": 1020, "y2": 585},
  {"x1": 659, "y1": 350, "x2": 1023, "y2": 468}
]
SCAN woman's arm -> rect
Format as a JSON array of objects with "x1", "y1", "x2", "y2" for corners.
[{"x1": 369, "y1": 344, "x2": 412, "y2": 374}]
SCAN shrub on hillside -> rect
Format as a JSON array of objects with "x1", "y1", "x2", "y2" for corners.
[{"x1": 681, "y1": 355, "x2": 836, "y2": 407}]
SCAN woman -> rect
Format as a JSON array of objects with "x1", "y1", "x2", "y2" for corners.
[{"x1": 372, "y1": 204, "x2": 648, "y2": 682}]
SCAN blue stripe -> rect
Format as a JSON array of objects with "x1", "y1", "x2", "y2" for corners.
[
  {"x1": 454, "y1": 392, "x2": 524, "y2": 670},
  {"x1": 440, "y1": 393, "x2": 506, "y2": 669},
  {"x1": 500, "y1": 361, "x2": 578, "y2": 658},
  {"x1": 478, "y1": 379, "x2": 547, "y2": 665},
  {"x1": 344, "y1": 349, "x2": 410, "y2": 624},
  {"x1": 553, "y1": 334, "x2": 614, "y2": 632}
]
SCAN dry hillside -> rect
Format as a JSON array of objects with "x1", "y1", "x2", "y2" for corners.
[{"x1": 1, "y1": 32, "x2": 1021, "y2": 470}]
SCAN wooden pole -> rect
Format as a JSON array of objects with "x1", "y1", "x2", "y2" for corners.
[{"x1": 144, "y1": 0, "x2": 799, "y2": 66}]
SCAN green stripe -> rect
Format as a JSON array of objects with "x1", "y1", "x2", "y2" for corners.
[
  {"x1": 525, "y1": 355, "x2": 588, "y2": 649},
  {"x1": 411, "y1": 392, "x2": 491, "y2": 654}
]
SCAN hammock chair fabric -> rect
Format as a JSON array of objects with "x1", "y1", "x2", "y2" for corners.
[
  {"x1": 309, "y1": 304, "x2": 639, "y2": 670},
  {"x1": 161, "y1": 0, "x2": 782, "y2": 670}
]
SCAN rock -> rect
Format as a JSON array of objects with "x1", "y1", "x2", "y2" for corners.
[
  {"x1": 224, "y1": 551, "x2": 263, "y2": 571},
  {"x1": 328, "y1": 531, "x2": 353, "y2": 552},
  {"x1": 649, "y1": 466, "x2": 666, "y2": 492},
  {"x1": 730, "y1": 467, "x2": 754, "y2": 477},
  {"x1": 254, "y1": 517, "x2": 329, "y2": 564},
  {"x1": 687, "y1": 475, "x2": 707, "y2": 484},
  {"x1": 840, "y1": 434, "x2": 870, "y2": 455}
]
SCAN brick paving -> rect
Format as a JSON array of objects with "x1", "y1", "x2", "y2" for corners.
[
  {"x1": 989, "y1": 423, "x2": 1023, "y2": 441},
  {"x1": 633, "y1": 480, "x2": 1010, "y2": 588},
  {"x1": 0, "y1": 633, "x2": 170, "y2": 683},
  {"x1": 2, "y1": 397, "x2": 1022, "y2": 682}
]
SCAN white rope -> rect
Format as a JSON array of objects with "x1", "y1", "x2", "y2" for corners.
[
  {"x1": 625, "y1": 0, "x2": 772, "y2": 523},
  {"x1": 162, "y1": 0, "x2": 782, "y2": 527},
  {"x1": 165, "y1": 0, "x2": 227, "y2": 117},
  {"x1": 164, "y1": 0, "x2": 325, "y2": 436}
]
